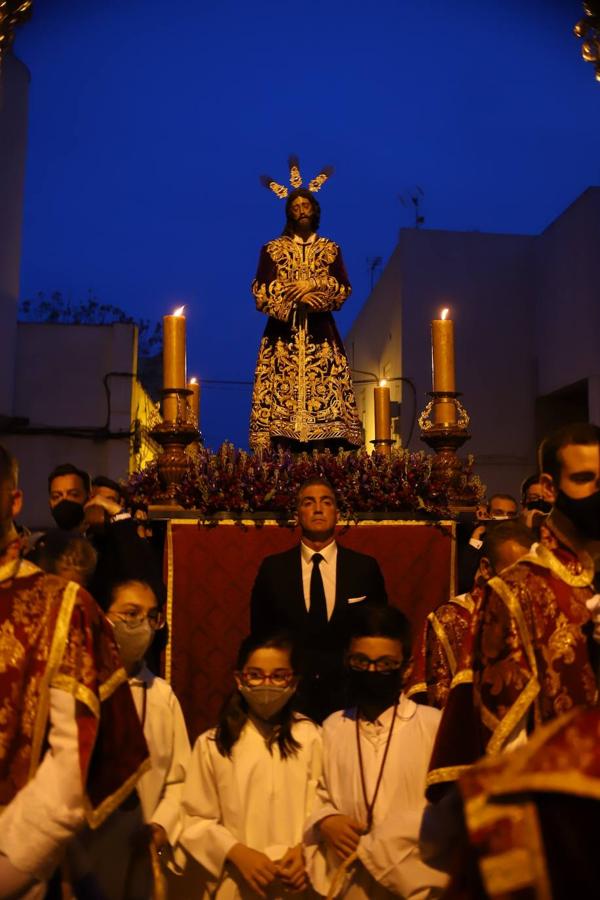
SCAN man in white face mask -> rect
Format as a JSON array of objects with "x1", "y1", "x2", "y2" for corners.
[{"x1": 68, "y1": 580, "x2": 191, "y2": 899}]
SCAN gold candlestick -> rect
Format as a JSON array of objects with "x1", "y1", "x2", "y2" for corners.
[
  {"x1": 373, "y1": 381, "x2": 392, "y2": 456},
  {"x1": 163, "y1": 306, "x2": 186, "y2": 421},
  {"x1": 187, "y1": 377, "x2": 200, "y2": 427},
  {"x1": 431, "y1": 308, "x2": 456, "y2": 425}
]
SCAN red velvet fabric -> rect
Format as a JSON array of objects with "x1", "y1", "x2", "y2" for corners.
[{"x1": 166, "y1": 520, "x2": 455, "y2": 740}]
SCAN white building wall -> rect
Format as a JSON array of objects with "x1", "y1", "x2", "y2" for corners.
[
  {"x1": 534, "y1": 187, "x2": 600, "y2": 398},
  {"x1": 3, "y1": 322, "x2": 139, "y2": 528}
]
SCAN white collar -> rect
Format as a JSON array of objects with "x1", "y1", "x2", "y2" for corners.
[
  {"x1": 345, "y1": 694, "x2": 417, "y2": 726},
  {"x1": 301, "y1": 539, "x2": 337, "y2": 565},
  {"x1": 292, "y1": 232, "x2": 317, "y2": 245}
]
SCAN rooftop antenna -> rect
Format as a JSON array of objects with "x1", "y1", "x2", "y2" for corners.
[
  {"x1": 366, "y1": 255, "x2": 383, "y2": 291},
  {"x1": 399, "y1": 186, "x2": 425, "y2": 228}
]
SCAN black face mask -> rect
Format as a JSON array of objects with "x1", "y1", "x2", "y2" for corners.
[
  {"x1": 526, "y1": 499, "x2": 553, "y2": 514},
  {"x1": 51, "y1": 499, "x2": 85, "y2": 531},
  {"x1": 554, "y1": 489, "x2": 600, "y2": 541},
  {"x1": 346, "y1": 669, "x2": 402, "y2": 719}
]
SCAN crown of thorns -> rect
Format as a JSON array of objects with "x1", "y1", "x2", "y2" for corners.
[{"x1": 259, "y1": 155, "x2": 334, "y2": 199}]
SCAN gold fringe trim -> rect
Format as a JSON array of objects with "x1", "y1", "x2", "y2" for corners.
[
  {"x1": 452, "y1": 592, "x2": 475, "y2": 614},
  {"x1": 99, "y1": 666, "x2": 128, "y2": 702},
  {"x1": 488, "y1": 576, "x2": 537, "y2": 673},
  {"x1": 84, "y1": 755, "x2": 152, "y2": 830},
  {"x1": 450, "y1": 668, "x2": 473, "y2": 688},
  {"x1": 486, "y1": 676, "x2": 539, "y2": 756},
  {"x1": 426, "y1": 763, "x2": 472, "y2": 788},
  {"x1": 52, "y1": 674, "x2": 101, "y2": 719},
  {"x1": 532, "y1": 542, "x2": 594, "y2": 587},
  {"x1": 165, "y1": 521, "x2": 174, "y2": 684},
  {"x1": 429, "y1": 612, "x2": 457, "y2": 676},
  {"x1": 449, "y1": 521, "x2": 457, "y2": 600},
  {"x1": 29, "y1": 581, "x2": 79, "y2": 780},
  {"x1": 405, "y1": 681, "x2": 427, "y2": 698}
]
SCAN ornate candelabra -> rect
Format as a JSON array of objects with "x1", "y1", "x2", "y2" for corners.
[
  {"x1": 0, "y1": 1, "x2": 32, "y2": 67},
  {"x1": 149, "y1": 388, "x2": 201, "y2": 504},
  {"x1": 419, "y1": 391, "x2": 475, "y2": 509}
]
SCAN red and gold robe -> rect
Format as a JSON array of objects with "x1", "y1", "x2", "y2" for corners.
[
  {"x1": 406, "y1": 590, "x2": 478, "y2": 709},
  {"x1": 427, "y1": 519, "x2": 598, "y2": 800},
  {"x1": 250, "y1": 232, "x2": 362, "y2": 450},
  {"x1": 450, "y1": 706, "x2": 600, "y2": 899},
  {"x1": 0, "y1": 556, "x2": 149, "y2": 826}
]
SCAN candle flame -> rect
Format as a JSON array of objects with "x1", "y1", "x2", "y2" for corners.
[
  {"x1": 378, "y1": 379, "x2": 387, "y2": 388},
  {"x1": 440, "y1": 308, "x2": 449, "y2": 321},
  {"x1": 173, "y1": 305, "x2": 185, "y2": 317},
  {"x1": 189, "y1": 377, "x2": 198, "y2": 384}
]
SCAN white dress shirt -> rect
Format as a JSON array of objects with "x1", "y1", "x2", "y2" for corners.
[{"x1": 301, "y1": 540, "x2": 337, "y2": 621}]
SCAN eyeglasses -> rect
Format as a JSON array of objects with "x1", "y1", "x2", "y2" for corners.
[
  {"x1": 238, "y1": 668, "x2": 295, "y2": 688},
  {"x1": 114, "y1": 609, "x2": 165, "y2": 630},
  {"x1": 347, "y1": 653, "x2": 402, "y2": 674}
]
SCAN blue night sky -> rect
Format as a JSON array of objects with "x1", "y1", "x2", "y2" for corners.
[{"x1": 14, "y1": 0, "x2": 600, "y2": 450}]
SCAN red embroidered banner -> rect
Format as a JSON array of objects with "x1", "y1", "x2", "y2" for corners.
[{"x1": 166, "y1": 519, "x2": 455, "y2": 740}]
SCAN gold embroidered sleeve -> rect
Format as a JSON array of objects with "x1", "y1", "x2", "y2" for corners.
[{"x1": 252, "y1": 276, "x2": 295, "y2": 322}]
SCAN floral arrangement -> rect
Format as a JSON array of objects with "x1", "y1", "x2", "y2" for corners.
[{"x1": 125, "y1": 443, "x2": 484, "y2": 519}]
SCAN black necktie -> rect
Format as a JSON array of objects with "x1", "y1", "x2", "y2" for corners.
[{"x1": 309, "y1": 553, "x2": 328, "y2": 628}]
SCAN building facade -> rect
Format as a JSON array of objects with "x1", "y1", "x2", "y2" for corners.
[{"x1": 346, "y1": 187, "x2": 600, "y2": 497}]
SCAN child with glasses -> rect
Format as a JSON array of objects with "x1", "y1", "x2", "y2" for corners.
[
  {"x1": 304, "y1": 606, "x2": 447, "y2": 899},
  {"x1": 178, "y1": 633, "x2": 322, "y2": 898},
  {"x1": 68, "y1": 579, "x2": 191, "y2": 899}
]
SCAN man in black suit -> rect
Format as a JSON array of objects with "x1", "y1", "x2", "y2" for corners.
[{"x1": 250, "y1": 477, "x2": 387, "y2": 721}]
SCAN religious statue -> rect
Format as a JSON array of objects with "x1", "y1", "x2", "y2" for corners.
[{"x1": 249, "y1": 157, "x2": 362, "y2": 452}]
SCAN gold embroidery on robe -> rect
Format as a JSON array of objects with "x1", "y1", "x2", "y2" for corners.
[{"x1": 250, "y1": 235, "x2": 361, "y2": 448}]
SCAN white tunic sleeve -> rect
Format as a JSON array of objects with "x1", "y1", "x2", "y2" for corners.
[
  {"x1": 148, "y1": 689, "x2": 191, "y2": 844},
  {"x1": 179, "y1": 734, "x2": 238, "y2": 878},
  {"x1": 0, "y1": 689, "x2": 85, "y2": 882},
  {"x1": 358, "y1": 810, "x2": 447, "y2": 898}
]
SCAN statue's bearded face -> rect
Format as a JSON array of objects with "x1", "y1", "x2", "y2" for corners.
[{"x1": 287, "y1": 194, "x2": 316, "y2": 232}]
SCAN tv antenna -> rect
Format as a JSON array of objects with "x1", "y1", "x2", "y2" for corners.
[
  {"x1": 366, "y1": 255, "x2": 383, "y2": 291},
  {"x1": 399, "y1": 186, "x2": 425, "y2": 228}
]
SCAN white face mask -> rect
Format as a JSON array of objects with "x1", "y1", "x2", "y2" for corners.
[
  {"x1": 239, "y1": 684, "x2": 296, "y2": 721},
  {"x1": 111, "y1": 619, "x2": 154, "y2": 669}
]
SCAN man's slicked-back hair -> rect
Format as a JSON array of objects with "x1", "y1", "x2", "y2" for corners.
[
  {"x1": 295, "y1": 476, "x2": 338, "y2": 510},
  {"x1": 282, "y1": 188, "x2": 321, "y2": 236},
  {"x1": 92, "y1": 475, "x2": 123, "y2": 499},
  {"x1": 48, "y1": 463, "x2": 91, "y2": 496},
  {"x1": 481, "y1": 520, "x2": 534, "y2": 572},
  {"x1": 347, "y1": 605, "x2": 412, "y2": 669},
  {"x1": 487, "y1": 493, "x2": 518, "y2": 510},
  {"x1": 539, "y1": 422, "x2": 600, "y2": 484},
  {"x1": 520, "y1": 474, "x2": 541, "y2": 503},
  {"x1": 0, "y1": 444, "x2": 18, "y2": 490}
]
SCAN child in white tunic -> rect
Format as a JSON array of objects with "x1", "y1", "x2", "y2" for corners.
[
  {"x1": 304, "y1": 606, "x2": 448, "y2": 899},
  {"x1": 69, "y1": 579, "x2": 191, "y2": 899},
  {"x1": 179, "y1": 633, "x2": 322, "y2": 899}
]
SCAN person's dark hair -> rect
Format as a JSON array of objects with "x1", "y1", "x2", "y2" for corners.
[
  {"x1": 0, "y1": 444, "x2": 18, "y2": 490},
  {"x1": 31, "y1": 530, "x2": 97, "y2": 587},
  {"x1": 48, "y1": 463, "x2": 91, "y2": 496},
  {"x1": 347, "y1": 605, "x2": 412, "y2": 677},
  {"x1": 520, "y1": 474, "x2": 541, "y2": 504},
  {"x1": 481, "y1": 520, "x2": 533, "y2": 572},
  {"x1": 487, "y1": 493, "x2": 518, "y2": 511},
  {"x1": 92, "y1": 475, "x2": 123, "y2": 500},
  {"x1": 215, "y1": 632, "x2": 303, "y2": 760},
  {"x1": 282, "y1": 188, "x2": 321, "y2": 236},
  {"x1": 96, "y1": 577, "x2": 166, "y2": 614},
  {"x1": 539, "y1": 422, "x2": 600, "y2": 484},
  {"x1": 295, "y1": 476, "x2": 337, "y2": 510}
]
